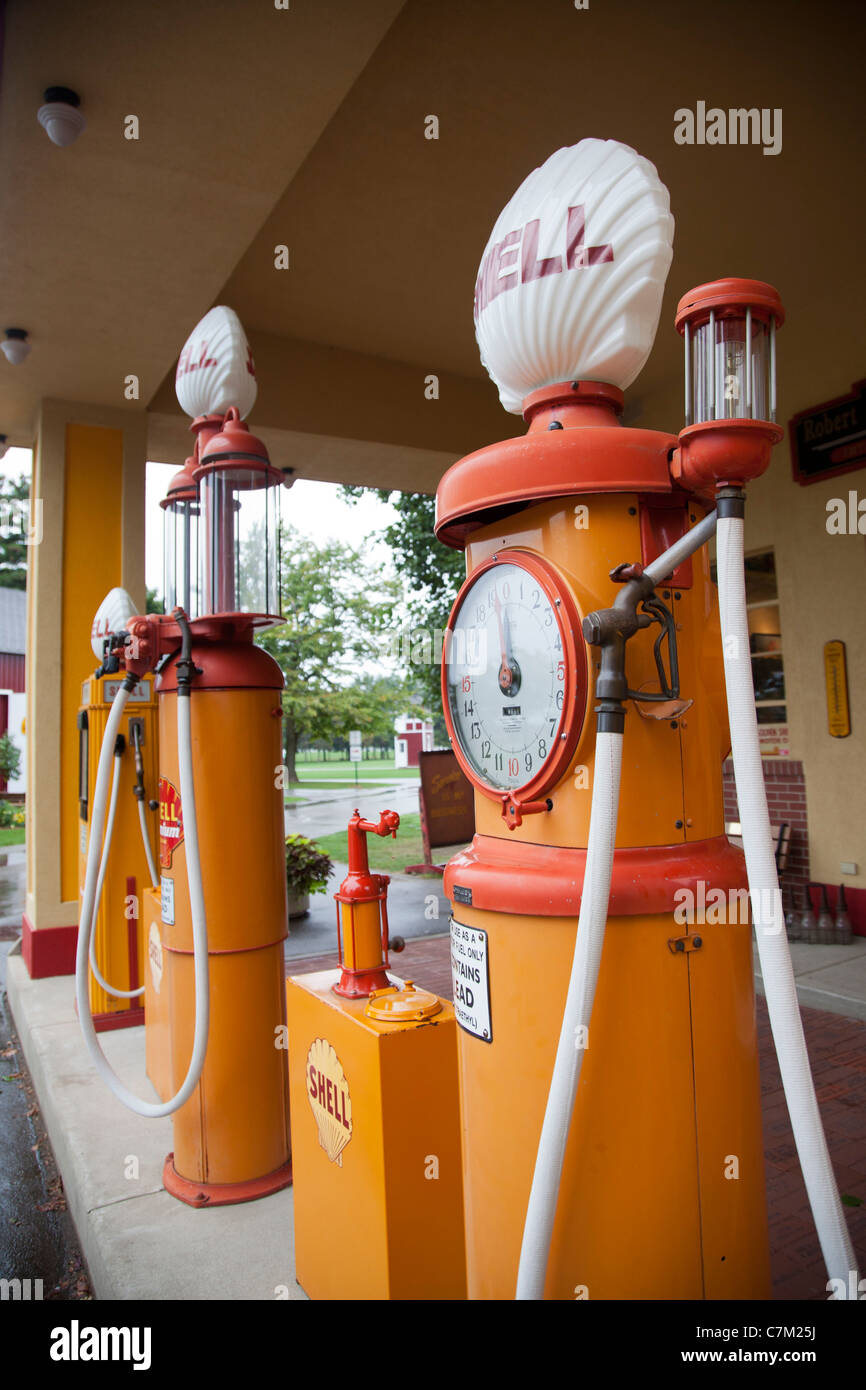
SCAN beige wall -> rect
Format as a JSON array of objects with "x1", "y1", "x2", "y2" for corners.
[
  {"x1": 25, "y1": 400, "x2": 147, "y2": 931},
  {"x1": 641, "y1": 326, "x2": 866, "y2": 893}
]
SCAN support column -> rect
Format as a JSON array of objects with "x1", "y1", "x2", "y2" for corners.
[{"x1": 23, "y1": 400, "x2": 147, "y2": 977}]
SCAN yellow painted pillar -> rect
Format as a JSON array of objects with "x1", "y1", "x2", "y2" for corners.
[{"x1": 23, "y1": 400, "x2": 146, "y2": 977}]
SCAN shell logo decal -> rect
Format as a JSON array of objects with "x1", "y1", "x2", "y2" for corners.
[
  {"x1": 306, "y1": 1038, "x2": 353, "y2": 1166},
  {"x1": 159, "y1": 777, "x2": 184, "y2": 869}
]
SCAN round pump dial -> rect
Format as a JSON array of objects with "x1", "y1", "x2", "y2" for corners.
[{"x1": 442, "y1": 550, "x2": 587, "y2": 799}]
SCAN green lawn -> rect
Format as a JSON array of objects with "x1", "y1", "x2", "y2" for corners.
[
  {"x1": 0, "y1": 827, "x2": 25, "y2": 847},
  {"x1": 287, "y1": 779, "x2": 394, "y2": 792},
  {"x1": 314, "y1": 812, "x2": 467, "y2": 876},
  {"x1": 293, "y1": 758, "x2": 421, "y2": 783}
]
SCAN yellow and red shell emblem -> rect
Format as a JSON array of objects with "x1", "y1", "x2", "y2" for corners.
[
  {"x1": 306, "y1": 1038, "x2": 353, "y2": 1166},
  {"x1": 158, "y1": 776, "x2": 184, "y2": 870}
]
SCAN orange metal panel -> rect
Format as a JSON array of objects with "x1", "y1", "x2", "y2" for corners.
[
  {"x1": 158, "y1": 680, "x2": 290, "y2": 1195},
  {"x1": 287, "y1": 970, "x2": 466, "y2": 1301},
  {"x1": 688, "y1": 920, "x2": 772, "y2": 1300}
]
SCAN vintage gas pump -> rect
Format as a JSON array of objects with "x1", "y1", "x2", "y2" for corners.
[
  {"x1": 286, "y1": 812, "x2": 466, "y2": 1299},
  {"x1": 77, "y1": 307, "x2": 293, "y2": 1206},
  {"x1": 435, "y1": 140, "x2": 856, "y2": 1299},
  {"x1": 77, "y1": 651, "x2": 158, "y2": 1030}
]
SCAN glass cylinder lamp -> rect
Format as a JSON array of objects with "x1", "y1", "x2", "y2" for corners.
[
  {"x1": 160, "y1": 463, "x2": 200, "y2": 618},
  {"x1": 194, "y1": 407, "x2": 282, "y2": 624},
  {"x1": 676, "y1": 278, "x2": 783, "y2": 427},
  {"x1": 673, "y1": 279, "x2": 785, "y2": 491}
]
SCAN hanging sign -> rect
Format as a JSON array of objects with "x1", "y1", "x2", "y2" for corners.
[
  {"x1": 824, "y1": 640, "x2": 851, "y2": 737},
  {"x1": 790, "y1": 380, "x2": 866, "y2": 485},
  {"x1": 450, "y1": 919, "x2": 492, "y2": 1043}
]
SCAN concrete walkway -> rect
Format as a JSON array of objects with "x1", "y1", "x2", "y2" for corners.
[
  {"x1": 754, "y1": 936, "x2": 866, "y2": 1022},
  {"x1": 4, "y1": 830, "x2": 866, "y2": 1300}
]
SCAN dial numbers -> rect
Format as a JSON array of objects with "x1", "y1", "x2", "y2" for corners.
[{"x1": 445, "y1": 560, "x2": 569, "y2": 793}]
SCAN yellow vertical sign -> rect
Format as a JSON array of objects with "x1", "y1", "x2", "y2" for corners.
[{"x1": 824, "y1": 640, "x2": 851, "y2": 737}]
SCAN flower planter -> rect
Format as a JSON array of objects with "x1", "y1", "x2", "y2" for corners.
[{"x1": 288, "y1": 891, "x2": 310, "y2": 921}]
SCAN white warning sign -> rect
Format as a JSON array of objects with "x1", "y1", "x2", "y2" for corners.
[{"x1": 450, "y1": 918, "x2": 492, "y2": 1043}]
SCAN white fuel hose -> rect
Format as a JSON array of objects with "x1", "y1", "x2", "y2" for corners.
[
  {"x1": 131, "y1": 723, "x2": 160, "y2": 889},
  {"x1": 717, "y1": 511, "x2": 857, "y2": 1294},
  {"x1": 138, "y1": 797, "x2": 160, "y2": 889},
  {"x1": 87, "y1": 748, "x2": 145, "y2": 1000},
  {"x1": 76, "y1": 677, "x2": 210, "y2": 1118},
  {"x1": 516, "y1": 729, "x2": 623, "y2": 1299},
  {"x1": 516, "y1": 509, "x2": 719, "y2": 1300}
]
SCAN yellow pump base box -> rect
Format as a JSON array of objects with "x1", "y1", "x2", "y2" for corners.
[{"x1": 286, "y1": 970, "x2": 467, "y2": 1301}]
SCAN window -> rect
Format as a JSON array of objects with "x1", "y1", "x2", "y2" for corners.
[
  {"x1": 710, "y1": 549, "x2": 788, "y2": 757},
  {"x1": 745, "y1": 551, "x2": 788, "y2": 757}
]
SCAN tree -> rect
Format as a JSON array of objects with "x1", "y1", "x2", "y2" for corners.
[
  {"x1": 0, "y1": 474, "x2": 31, "y2": 590},
  {"x1": 257, "y1": 527, "x2": 407, "y2": 783},
  {"x1": 340, "y1": 489, "x2": 464, "y2": 737},
  {"x1": 0, "y1": 732, "x2": 21, "y2": 784}
]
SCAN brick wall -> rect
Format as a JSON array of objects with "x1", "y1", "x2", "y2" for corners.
[{"x1": 722, "y1": 758, "x2": 864, "y2": 934}]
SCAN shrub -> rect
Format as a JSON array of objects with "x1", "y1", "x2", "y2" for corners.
[
  {"x1": 285, "y1": 834, "x2": 333, "y2": 898},
  {"x1": 0, "y1": 733, "x2": 20, "y2": 784}
]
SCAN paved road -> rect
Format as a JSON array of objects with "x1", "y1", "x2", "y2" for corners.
[
  {"x1": 0, "y1": 846, "x2": 25, "y2": 936},
  {"x1": 0, "y1": 941, "x2": 91, "y2": 1298},
  {"x1": 282, "y1": 779, "x2": 461, "y2": 960},
  {"x1": 284, "y1": 780, "x2": 421, "y2": 839}
]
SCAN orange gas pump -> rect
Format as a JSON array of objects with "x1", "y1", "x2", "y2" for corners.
[
  {"x1": 77, "y1": 391, "x2": 292, "y2": 1207},
  {"x1": 434, "y1": 138, "x2": 855, "y2": 1300}
]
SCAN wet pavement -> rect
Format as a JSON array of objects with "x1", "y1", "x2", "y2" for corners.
[
  {"x1": 0, "y1": 940, "x2": 92, "y2": 1299},
  {"x1": 282, "y1": 777, "x2": 458, "y2": 962},
  {"x1": 283, "y1": 778, "x2": 421, "y2": 839},
  {"x1": 0, "y1": 844, "x2": 25, "y2": 939}
]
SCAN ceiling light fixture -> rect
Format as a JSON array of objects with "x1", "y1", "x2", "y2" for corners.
[
  {"x1": 37, "y1": 86, "x2": 86, "y2": 147},
  {"x1": 2, "y1": 329, "x2": 31, "y2": 366}
]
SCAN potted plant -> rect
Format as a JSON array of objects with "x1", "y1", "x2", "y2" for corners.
[{"x1": 285, "y1": 833, "x2": 333, "y2": 921}]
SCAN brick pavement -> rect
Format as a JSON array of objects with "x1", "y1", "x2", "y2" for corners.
[{"x1": 287, "y1": 932, "x2": 866, "y2": 1300}]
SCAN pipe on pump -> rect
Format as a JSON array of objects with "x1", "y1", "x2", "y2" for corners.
[
  {"x1": 88, "y1": 743, "x2": 145, "y2": 1000},
  {"x1": 716, "y1": 498, "x2": 858, "y2": 1295}
]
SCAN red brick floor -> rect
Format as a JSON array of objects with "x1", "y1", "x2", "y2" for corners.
[{"x1": 288, "y1": 933, "x2": 866, "y2": 1300}]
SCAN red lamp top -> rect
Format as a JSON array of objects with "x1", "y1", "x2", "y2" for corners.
[
  {"x1": 675, "y1": 278, "x2": 785, "y2": 334},
  {"x1": 193, "y1": 406, "x2": 282, "y2": 488},
  {"x1": 159, "y1": 461, "x2": 198, "y2": 510}
]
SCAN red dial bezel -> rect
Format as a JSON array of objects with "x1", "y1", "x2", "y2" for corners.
[{"x1": 441, "y1": 549, "x2": 588, "y2": 803}]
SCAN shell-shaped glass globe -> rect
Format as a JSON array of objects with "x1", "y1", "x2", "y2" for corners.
[{"x1": 474, "y1": 139, "x2": 675, "y2": 413}]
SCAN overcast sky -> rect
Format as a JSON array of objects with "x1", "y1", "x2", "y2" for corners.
[{"x1": 2, "y1": 447, "x2": 401, "y2": 601}]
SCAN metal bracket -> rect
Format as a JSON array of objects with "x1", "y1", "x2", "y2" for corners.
[{"x1": 667, "y1": 934, "x2": 703, "y2": 955}]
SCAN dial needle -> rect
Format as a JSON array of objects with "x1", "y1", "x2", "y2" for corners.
[{"x1": 493, "y1": 594, "x2": 516, "y2": 693}]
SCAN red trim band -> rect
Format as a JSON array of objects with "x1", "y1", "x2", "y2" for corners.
[
  {"x1": 444, "y1": 834, "x2": 747, "y2": 918},
  {"x1": 163, "y1": 1154, "x2": 293, "y2": 1208},
  {"x1": 21, "y1": 915, "x2": 78, "y2": 978}
]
